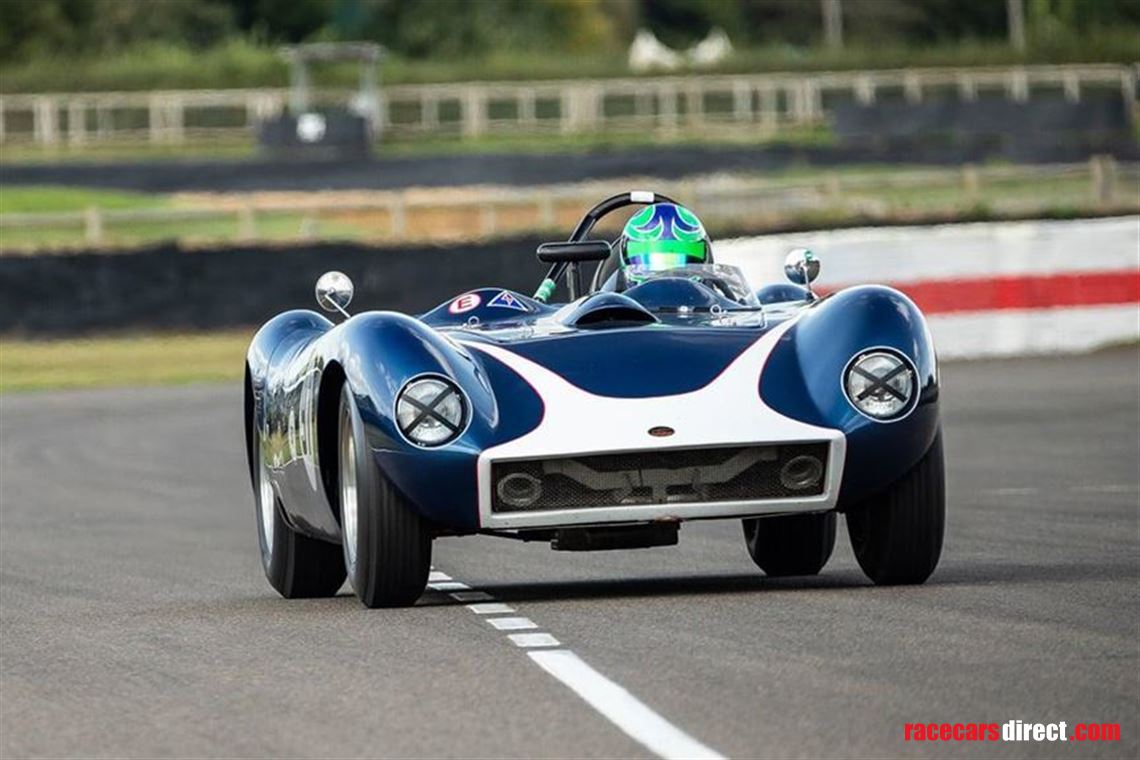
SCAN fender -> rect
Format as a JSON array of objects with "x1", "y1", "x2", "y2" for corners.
[
  {"x1": 331, "y1": 312, "x2": 544, "y2": 532},
  {"x1": 760, "y1": 285, "x2": 940, "y2": 508},
  {"x1": 245, "y1": 310, "x2": 337, "y2": 537}
]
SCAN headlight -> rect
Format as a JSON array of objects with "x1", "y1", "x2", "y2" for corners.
[
  {"x1": 844, "y1": 350, "x2": 916, "y2": 421},
  {"x1": 396, "y1": 376, "x2": 467, "y2": 446}
]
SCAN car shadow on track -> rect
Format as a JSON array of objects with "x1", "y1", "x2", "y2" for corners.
[
  {"x1": 210, "y1": 560, "x2": 1139, "y2": 610},
  {"x1": 443, "y1": 571, "x2": 870, "y2": 606},
  {"x1": 418, "y1": 559, "x2": 1140, "y2": 607}
]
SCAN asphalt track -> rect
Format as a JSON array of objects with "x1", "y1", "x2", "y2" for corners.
[
  {"x1": 4, "y1": 140, "x2": 1129, "y2": 193},
  {"x1": 1, "y1": 348, "x2": 1137, "y2": 758}
]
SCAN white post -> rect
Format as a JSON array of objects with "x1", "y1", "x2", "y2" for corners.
[
  {"x1": 519, "y1": 88, "x2": 536, "y2": 129},
  {"x1": 462, "y1": 88, "x2": 486, "y2": 138},
  {"x1": 732, "y1": 79, "x2": 751, "y2": 122},
  {"x1": 686, "y1": 82, "x2": 704, "y2": 126},
  {"x1": 96, "y1": 101, "x2": 112, "y2": 138},
  {"x1": 34, "y1": 97, "x2": 58, "y2": 146},
  {"x1": 84, "y1": 206, "x2": 103, "y2": 245},
  {"x1": 589, "y1": 84, "x2": 604, "y2": 132},
  {"x1": 390, "y1": 196, "x2": 407, "y2": 238},
  {"x1": 300, "y1": 214, "x2": 318, "y2": 240},
  {"x1": 538, "y1": 196, "x2": 555, "y2": 229},
  {"x1": 1007, "y1": 69, "x2": 1029, "y2": 102},
  {"x1": 1090, "y1": 155, "x2": 1117, "y2": 206},
  {"x1": 759, "y1": 84, "x2": 777, "y2": 132},
  {"x1": 962, "y1": 164, "x2": 980, "y2": 201},
  {"x1": 634, "y1": 89, "x2": 652, "y2": 124},
  {"x1": 790, "y1": 82, "x2": 809, "y2": 125},
  {"x1": 1122, "y1": 67, "x2": 1137, "y2": 127},
  {"x1": 422, "y1": 93, "x2": 438, "y2": 131},
  {"x1": 957, "y1": 73, "x2": 978, "y2": 101},
  {"x1": 659, "y1": 84, "x2": 678, "y2": 134},
  {"x1": 479, "y1": 203, "x2": 496, "y2": 237},
  {"x1": 148, "y1": 95, "x2": 163, "y2": 144},
  {"x1": 808, "y1": 80, "x2": 823, "y2": 121},
  {"x1": 67, "y1": 99, "x2": 86, "y2": 146},
  {"x1": 560, "y1": 86, "x2": 577, "y2": 135},
  {"x1": 168, "y1": 97, "x2": 184, "y2": 144},
  {"x1": 1063, "y1": 72, "x2": 1081, "y2": 102},
  {"x1": 903, "y1": 72, "x2": 923, "y2": 103},
  {"x1": 238, "y1": 205, "x2": 257, "y2": 242},
  {"x1": 855, "y1": 75, "x2": 875, "y2": 105}
]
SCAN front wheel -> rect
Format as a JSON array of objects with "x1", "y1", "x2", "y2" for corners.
[
  {"x1": 846, "y1": 431, "x2": 945, "y2": 585},
  {"x1": 339, "y1": 386, "x2": 432, "y2": 608},
  {"x1": 742, "y1": 512, "x2": 836, "y2": 576},
  {"x1": 253, "y1": 428, "x2": 346, "y2": 598}
]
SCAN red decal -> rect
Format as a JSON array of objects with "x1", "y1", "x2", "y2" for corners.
[{"x1": 448, "y1": 293, "x2": 482, "y2": 314}]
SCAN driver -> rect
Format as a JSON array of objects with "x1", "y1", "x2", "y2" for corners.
[{"x1": 613, "y1": 203, "x2": 713, "y2": 288}]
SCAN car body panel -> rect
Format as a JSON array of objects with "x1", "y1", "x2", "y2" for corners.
[{"x1": 246, "y1": 279, "x2": 940, "y2": 543}]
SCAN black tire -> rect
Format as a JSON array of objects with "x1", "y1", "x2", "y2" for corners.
[
  {"x1": 742, "y1": 512, "x2": 837, "y2": 576},
  {"x1": 339, "y1": 387, "x2": 432, "y2": 608},
  {"x1": 252, "y1": 427, "x2": 346, "y2": 598},
  {"x1": 847, "y1": 431, "x2": 945, "y2": 585}
]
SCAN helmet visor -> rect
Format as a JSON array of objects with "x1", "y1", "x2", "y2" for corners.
[{"x1": 624, "y1": 239, "x2": 707, "y2": 270}]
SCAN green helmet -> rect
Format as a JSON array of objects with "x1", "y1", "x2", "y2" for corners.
[{"x1": 618, "y1": 203, "x2": 712, "y2": 271}]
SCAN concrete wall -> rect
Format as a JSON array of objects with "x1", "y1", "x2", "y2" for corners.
[{"x1": 718, "y1": 216, "x2": 1140, "y2": 358}]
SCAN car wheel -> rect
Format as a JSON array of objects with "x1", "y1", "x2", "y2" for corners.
[
  {"x1": 846, "y1": 431, "x2": 945, "y2": 585},
  {"x1": 339, "y1": 386, "x2": 432, "y2": 608},
  {"x1": 253, "y1": 426, "x2": 346, "y2": 598},
  {"x1": 742, "y1": 512, "x2": 836, "y2": 576}
]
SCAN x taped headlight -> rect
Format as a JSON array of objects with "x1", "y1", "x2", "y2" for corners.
[
  {"x1": 844, "y1": 350, "x2": 917, "y2": 421},
  {"x1": 396, "y1": 377, "x2": 467, "y2": 446}
]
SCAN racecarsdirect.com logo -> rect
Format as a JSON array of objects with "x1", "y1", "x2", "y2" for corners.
[{"x1": 904, "y1": 720, "x2": 1121, "y2": 743}]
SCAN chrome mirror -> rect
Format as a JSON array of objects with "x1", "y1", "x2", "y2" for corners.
[
  {"x1": 315, "y1": 271, "x2": 354, "y2": 318},
  {"x1": 784, "y1": 248, "x2": 820, "y2": 296}
]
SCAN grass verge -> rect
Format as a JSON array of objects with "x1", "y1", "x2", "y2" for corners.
[
  {"x1": 0, "y1": 185, "x2": 168, "y2": 214},
  {"x1": 2, "y1": 165, "x2": 1136, "y2": 252},
  {"x1": 0, "y1": 331, "x2": 251, "y2": 393}
]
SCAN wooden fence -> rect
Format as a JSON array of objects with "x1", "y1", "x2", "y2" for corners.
[
  {"x1": 1, "y1": 159, "x2": 1135, "y2": 252},
  {"x1": 1, "y1": 64, "x2": 1135, "y2": 147}
]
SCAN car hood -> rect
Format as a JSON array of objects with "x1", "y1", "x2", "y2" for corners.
[{"x1": 456, "y1": 325, "x2": 773, "y2": 399}]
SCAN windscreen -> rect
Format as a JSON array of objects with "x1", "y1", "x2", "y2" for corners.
[{"x1": 622, "y1": 264, "x2": 759, "y2": 307}]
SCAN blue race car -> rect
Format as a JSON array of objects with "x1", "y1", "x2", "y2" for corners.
[{"x1": 245, "y1": 191, "x2": 944, "y2": 607}]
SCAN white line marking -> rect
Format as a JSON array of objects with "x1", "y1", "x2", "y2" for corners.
[
  {"x1": 467, "y1": 602, "x2": 515, "y2": 615},
  {"x1": 486, "y1": 617, "x2": 538, "y2": 631},
  {"x1": 429, "y1": 581, "x2": 470, "y2": 591},
  {"x1": 529, "y1": 650, "x2": 725, "y2": 760},
  {"x1": 435, "y1": 567, "x2": 726, "y2": 759},
  {"x1": 428, "y1": 571, "x2": 452, "y2": 582},
  {"x1": 984, "y1": 487, "x2": 1038, "y2": 495},
  {"x1": 508, "y1": 633, "x2": 561, "y2": 648},
  {"x1": 1070, "y1": 484, "x2": 1139, "y2": 493}
]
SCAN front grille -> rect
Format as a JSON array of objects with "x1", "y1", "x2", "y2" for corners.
[{"x1": 490, "y1": 443, "x2": 829, "y2": 513}]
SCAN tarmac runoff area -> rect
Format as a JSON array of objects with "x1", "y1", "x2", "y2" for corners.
[{"x1": 1, "y1": 348, "x2": 1137, "y2": 758}]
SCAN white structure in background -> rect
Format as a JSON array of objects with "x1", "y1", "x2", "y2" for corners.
[
  {"x1": 688, "y1": 28, "x2": 733, "y2": 68},
  {"x1": 628, "y1": 29, "x2": 682, "y2": 72},
  {"x1": 628, "y1": 28, "x2": 733, "y2": 72}
]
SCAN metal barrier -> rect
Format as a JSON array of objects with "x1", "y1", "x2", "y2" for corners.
[
  {"x1": 1, "y1": 159, "x2": 1135, "y2": 252},
  {"x1": 1, "y1": 64, "x2": 1135, "y2": 147}
]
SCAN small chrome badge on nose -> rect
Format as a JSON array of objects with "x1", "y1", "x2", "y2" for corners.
[{"x1": 648, "y1": 426, "x2": 675, "y2": 437}]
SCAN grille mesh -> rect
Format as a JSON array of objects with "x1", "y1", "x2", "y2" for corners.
[{"x1": 491, "y1": 443, "x2": 829, "y2": 513}]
